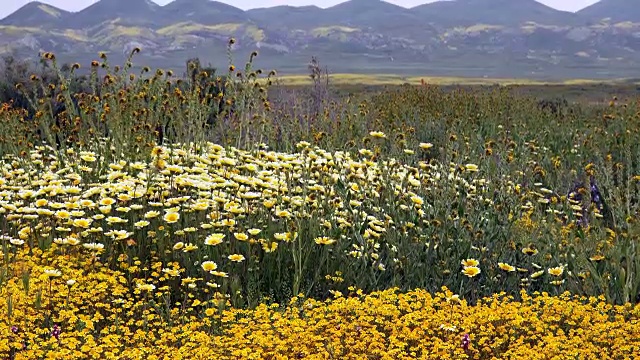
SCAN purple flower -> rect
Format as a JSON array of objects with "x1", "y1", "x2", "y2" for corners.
[
  {"x1": 51, "y1": 325, "x2": 61, "y2": 340},
  {"x1": 462, "y1": 333, "x2": 470, "y2": 351},
  {"x1": 10, "y1": 325, "x2": 19, "y2": 334}
]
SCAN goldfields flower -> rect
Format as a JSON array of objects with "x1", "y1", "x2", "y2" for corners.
[
  {"x1": 440, "y1": 324, "x2": 457, "y2": 332},
  {"x1": 522, "y1": 246, "x2": 539, "y2": 256},
  {"x1": 54, "y1": 210, "x2": 71, "y2": 220},
  {"x1": 164, "y1": 211, "x2": 180, "y2": 223},
  {"x1": 240, "y1": 192, "x2": 261, "y2": 200},
  {"x1": 201, "y1": 261, "x2": 218, "y2": 272},
  {"x1": 72, "y1": 218, "x2": 92, "y2": 228},
  {"x1": 155, "y1": 158, "x2": 167, "y2": 170},
  {"x1": 18, "y1": 227, "x2": 31, "y2": 240},
  {"x1": 446, "y1": 294, "x2": 461, "y2": 304},
  {"x1": 162, "y1": 268, "x2": 180, "y2": 277},
  {"x1": 134, "y1": 220, "x2": 150, "y2": 228},
  {"x1": 410, "y1": 195, "x2": 424, "y2": 206},
  {"x1": 191, "y1": 201, "x2": 209, "y2": 211},
  {"x1": 136, "y1": 283, "x2": 156, "y2": 292},
  {"x1": 228, "y1": 254, "x2": 245, "y2": 262},
  {"x1": 35, "y1": 199, "x2": 48, "y2": 207},
  {"x1": 144, "y1": 210, "x2": 161, "y2": 219},
  {"x1": 498, "y1": 262, "x2": 516, "y2": 272},
  {"x1": 314, "y1": 236, "x2": 336, "y2": 245},
  {"x1": 106, "y1": 216, "x2": 127, "y2": 225},
  {"x1": 548, "y1": 266, "x2": 564, "y2": 277},
  {"x1": 262, "y1": 241, "x2": 278, "y2": 252},
  {"x1": 183, "y1": 243, "x2": 198, "y2": 252},
  {"x1": 461, "y1": 258, "x2": 479, "y2": 267},
  {"x1": 80, "y1": 154, "x2": 96, "y2": 162},
  {"x1": 531, "y1": 270, "x2": 544, "y2": 279},
  {"x1": 205, "y1": 234, "x2": 225, "y2": 246},
  {"x1": 43, "y1": 268, "x2": 62, "y2": 278},
  {"x1": 9, "y1": 238, "x2": 24, "y2": 246},
  {"x1": 275, "y1": 209, "x2": 292, "y2": 218},
  {"x1": 234, "y1": 233, "x2": 249, "y2": 241},
  {"x1": 465, "y1": 164, "x2": 479, "y2": 172},
  {"x1": 462, "y1": 266, "x2": 481, "y2": 277},
  {"x1": 83, "y1": 243, "x2": 104, "y2": 252},
  {"x1": 99, "y1": 197, "x2": 116, "y2": 206}
]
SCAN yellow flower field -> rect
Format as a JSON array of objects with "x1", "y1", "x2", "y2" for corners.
[
  {"x1": 0, "y1": 141, "x2": 638, "y2": 358},
  {"x1": 1, "y1": 246, "x2": 639, "y2": 359},
  {"x1": 1, "y1": 48, "x2": 639, "y2": 357}
]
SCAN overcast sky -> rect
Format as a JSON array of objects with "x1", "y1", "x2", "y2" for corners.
[{"x1": 1, "y1": 0, "x2": 601, "y2": 19}]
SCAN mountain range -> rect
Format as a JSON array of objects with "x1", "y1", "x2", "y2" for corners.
[{"x1": 1, "y1": 0, "x2": 640, "y2": 79}]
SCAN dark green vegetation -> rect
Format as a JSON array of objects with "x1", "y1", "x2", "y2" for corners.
[{"x1": 2, "y1": 0, "x2": 640, "y2": 78}]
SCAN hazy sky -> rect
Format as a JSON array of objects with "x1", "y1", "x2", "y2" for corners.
[{"x1": 1, "y1": 0, "x2": 601, "y2": 19}]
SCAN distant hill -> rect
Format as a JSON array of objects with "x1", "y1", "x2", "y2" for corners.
[
  {"x1": 323, "y1": 0, "x2": 439, "y2": 41},
  {"x1": 247, "y1": 6, "x2": 324, "y2": 30},
  {"x1": 0, "y1": 1, "x2": 69, "y2": 27},
  {"x1": 67, "y1": 0, "x2": 163, "y2": 28},
  {"x1": 578, "y1": 0, "x2": 640, "y2": 23},
  {"x1": 413, "y1": 0, "x2": 579, "y2": 26},
  {"x1": 0, "y1": 0, "x2": 639, "y2": 79},
  {"x1": 322, "y1": 0, "x2": 414, "y2": 27},
  {"x1": 247, "y1": 0, "x2": 425, "y2": 31},
  {"x1": 161, "y1": 0, "x2": 247, "y2": 25}
]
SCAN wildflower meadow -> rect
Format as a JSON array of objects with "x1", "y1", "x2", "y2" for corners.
[{"x1": 0, "y1": 43, "x2": 639, "y2": 358}]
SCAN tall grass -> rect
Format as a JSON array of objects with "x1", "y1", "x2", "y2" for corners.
[{"x1": 0, "y1": 45, "x2": 639, "y2": 319}]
